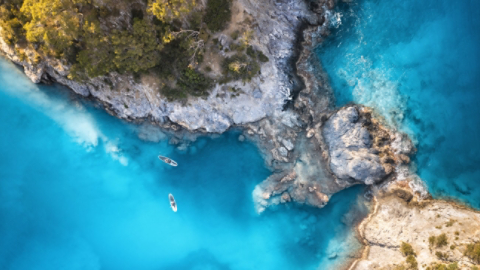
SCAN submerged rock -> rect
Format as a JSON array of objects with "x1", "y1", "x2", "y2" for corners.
[{"x1": 252, "y1": 167, "x2": 332, "y2": 214}]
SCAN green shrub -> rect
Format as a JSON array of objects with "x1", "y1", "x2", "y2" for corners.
[
  {"x1": 447, "y1": 263, "x2": 458, "y2": 270},
  {"x1": 188, "y1": 11, "x2": 203, "y2": 30},
  {"x1": 406, "y1": 255, "x2": 418, "y2": 270},
  {"x1": 450, "y1": 245, "x2": 456, "y2": 250},
  {"x1": 222, "y1": 53, "x2": 260, "y2": 82},
  {"x1": 465, "y1": 243, "x2": 480, "y2": 264},
  {"x1": 131, "y1": 8, "x2": 144, "y2": 23},
  {"x1": 429, "y1": 236, "x2": 436, "y2": 247},
  {"x1": 258, "y1": 50, "x2": 269, "y2": 62},
  {"x1": 230, "y1": 30, "x2": 239, "y2": 40},
  {"x1": 246, "y1": 45, "x2": 256, "y2": 58},
  {"x1": 204, "y1": 0, "x2": 232, "y2": 32},
  {"x1": 160, "y1": 86, "x2": 187, "y2": 101},
  {"x1": 177, "y1": 67, "x2": 212, "y2": 97},
  {"x1": 433, "y1": 264, "x2": 447, "y2": 270},
  {"x1": 401, "y1": 242, "x2": 416, "y2": 257},
  {"x1": 197, "y1": 28, "x2": 208, "y2": 43},
  {"x1": 229, "y1": 42, "x2": 246, "y2": 52},
  {"x1": 436, "y1": 233, "x2": 448, "y2": 248},
  {"x1": 431, "y1": 263, "x2": 459, "y2": 270},
  {"x1": 446, "y1": 219, "x2": 456, "y2": 227},
  {"x1": 436, "y1": 251, "x2": 447, "y2": 260},
  {"x1": 148, "y1": 0, "x2": 195, "y2": 23},
  {"x1": 245, "y1": 45, "x2": 269, "y2": 63}
]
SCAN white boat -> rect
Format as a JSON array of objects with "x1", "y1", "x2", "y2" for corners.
[
  {"x1": 169, "y1": 194, "x2": 177, "y2": 212},
  {"x1": 158, "y1": 155, "x2": 178, "y2": 166}
]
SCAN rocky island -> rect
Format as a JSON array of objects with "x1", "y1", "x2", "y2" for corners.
[{"x1": 1, "y1": 0, "x2": 480, "y2": 269}]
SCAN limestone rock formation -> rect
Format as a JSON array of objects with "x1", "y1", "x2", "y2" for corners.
[
  {"x1": 323, "y1": 106, "x2": 393, "y2": 185},
  {"x1": 352, "y1": 184, "x2": 480, "y2": 270},
  {"x1": 251, "y1": 104, "x2": 413, "y2": 213},
  {"x1": 252, "y1": 170, "x2": 331, "y2": 213}
]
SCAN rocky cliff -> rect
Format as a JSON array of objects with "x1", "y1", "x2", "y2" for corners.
[{"x1": 0, "y1": 0, "x2": 327, "y2": 133}]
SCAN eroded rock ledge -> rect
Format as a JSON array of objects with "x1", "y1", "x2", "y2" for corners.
[
  {"x1": 251, "y1": 104, "x2": 415, "y2": 213},
  {"x1": 352, "y1": 183, "x2": 480, "y2": 270}
]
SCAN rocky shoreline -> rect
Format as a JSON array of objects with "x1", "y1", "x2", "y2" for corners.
[
  {"x1": 2, "y1": 0, "x2": 480, "y2": 269},
  {"x1": 0, "y1": 0, "x2": 329, "y2": 133},
  {"x1": 2, "y1": 0, "x2": 375, "y2": 211},
  {"x1": 350, "y1": 182, "x2": 480, "y2": 270},
  {"x1": 0, "y1": 0, "x2": 418, "y2": 222}
]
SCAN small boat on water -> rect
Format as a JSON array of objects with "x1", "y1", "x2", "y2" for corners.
[
  {"x1": 169, "y1": 194, "x2": 177, "y2": 212},
  {"x1": 158, "y1": 155, "x2": 178, "y2": 166}
]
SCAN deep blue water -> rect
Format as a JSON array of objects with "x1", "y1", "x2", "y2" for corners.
[
  {"x1": 0, "y1": 58, "x2": 366, "y2": 270},
  {"x1": 317, "y1": 0, "x2": 480, "y2": 207}
]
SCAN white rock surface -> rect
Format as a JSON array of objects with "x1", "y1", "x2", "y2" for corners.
[
  {"x1": 354, "y1": 192, "x2": 480, "y2": 270},
  {"x1": 323, "y1": 106, "x2": 387, "y2": 185}
]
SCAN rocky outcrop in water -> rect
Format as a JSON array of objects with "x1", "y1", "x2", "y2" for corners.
[
  {"x1": 323, "y1": 106, "x2": 392, "y2": 185},
  {"x1": 251, "y1": 103, "x2": 414, "y2": 213}
]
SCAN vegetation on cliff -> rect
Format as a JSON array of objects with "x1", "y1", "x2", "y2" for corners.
[
  {"x1": 148, "y1": 0, "x2": 195, "y2": 23},
  {"x1": 0, "y1": 0, "x2": 268, "y2": 100},
  {"x1": 465, "y1": 243, "x2": 480, "y2": 264}
]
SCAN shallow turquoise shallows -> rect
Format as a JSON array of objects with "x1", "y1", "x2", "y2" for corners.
[
  {"x1": 0, "y1": 58, "x2": 366, "y2": 270},
  {"x1": 316, "y1": 0, "x2": 480, "y2": 208}
]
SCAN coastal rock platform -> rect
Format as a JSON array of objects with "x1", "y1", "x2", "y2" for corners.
[{"x1": 352, "y1": 183, "x2": 480, "y2": 270}]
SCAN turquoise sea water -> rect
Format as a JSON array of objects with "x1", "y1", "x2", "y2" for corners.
[
  {"x1": 0, "y1": 58, "x2": 366, "y2": 270},
  {"x1": 317, "y1": 0, "x2": 480, "y2": 207}
]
